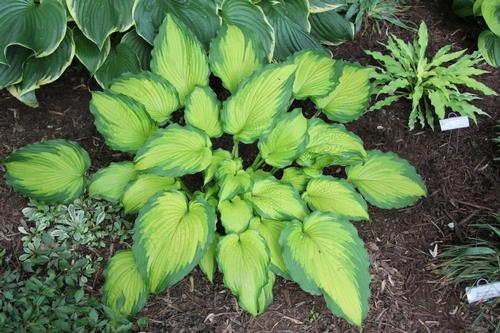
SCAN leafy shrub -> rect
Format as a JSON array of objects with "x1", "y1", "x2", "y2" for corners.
[
  {"x1": 3, "y1": 14, "x2": 428, "y2": 327},
  {"x1": 453, "y1": 0, "x2": 500, "y2": 67},
  {"x1": 367, "y1": 22, "x2": 497, "y2": 130}
]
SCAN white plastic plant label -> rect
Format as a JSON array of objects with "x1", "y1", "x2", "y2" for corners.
[
  {"x1": 439, "y1": 116, "x2": 470, "y2": 131},
  {"x1": 465, "y1": 281, "x2": 500, "y2": 303}
]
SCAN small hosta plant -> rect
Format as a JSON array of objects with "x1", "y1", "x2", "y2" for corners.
[
  {"x1": 367, "y1": 22, "x2": 497, "y2": 130},
  {"x1": 4, "y1": 14, "x2": 428, "y2": 327}
]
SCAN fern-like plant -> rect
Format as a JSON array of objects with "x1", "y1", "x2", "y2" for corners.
[{"x1": 3, "y1": 14, "x2": 428, "y2": 327}]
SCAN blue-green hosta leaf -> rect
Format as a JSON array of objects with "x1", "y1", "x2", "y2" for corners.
[
  {"x1": 134, "y1": 125, "x2": 212, "y2": 177},
  {"x1": 258, "y1": 108, "x2": 308, "y2": 168},
  {"x1": 221, "y1": 63, "x2": 297, "y2": 143},
  {"x1": 151, "y1": 13, "x2": 210, "y2": 104},
  {"x1": 347, "y1": 150, "x2": 427, "y2": 209},
  {"x1": 291, "y1": 50, "x2": 340, "y2": 99},
  {"x1": 0, "y1": 47, "x2": 32, "y2": 89},
  {"x1": 482, "y1": 0, "x2": 500, "y2": 35},
  {"x1": 298, "y1": 118, "x2": 367, "y2": 168},
  {"x1": 209, "y1": 24, "x2": 267, "y2": 93},
  {"x1": 245, "y1": 178, "x2": 308, "y2": 220},
  {"x1": 309, "y1": 10, "x2": 355, "y2": 46},
  {"x1": 66, "y1": 0, "x2": 134, "y2": 49},
  {"x1": 219, "y1": 196, "x2": 253, "y2": 234},
  {"x1": 134, "y1": 191, "x2": 216, "y2": 292},
  {"x1": 249, "y1": 217, "x2": 289, "y2": 278},
  {"x1": 220, "y1": 0, "x2": 274, "y2": 60},
  {"x1": 478, "y1": 30, "x2": 500, "y2": 68},
  {"x1": 89, "y1": 161, "x2": 136, "y2": 203},
  {"x1": 203, "y1": 149, "x2": 232, "y2": 185},
  {"x1": 103, "y1": 250, "x2": 148, "y2": 317},
  {"x1": 185, "y1": 86, "x2": 223, "y2": 138},
  {"x1": 281, "y1": 167, "x2": 310, "y2": 193},
  {"x1": 217, "y1": 230, "x2": 271, "y2": 316},
  {"x1": 72, "y1": 27, "x2": 110, "y2": 75},
  {"x1": 94, "y1": 43, "x2": 142, "y2": 89},
  {"x1": 121, "y1": 30, "x2": 152, "y2": 70},
  {"x1": 199, "y1": 233, "x2": 219, "y2": 283},
  {"x1": 133, "y1": 0, "x2": 220, "y2": 49},
  {"x1": 122, "y1": 174, "x2": 180, "y2": 214},
  {"x1": 110, "y1": 72, "x2": 180, "y2": 124},
  {"x1": 302, "y1": 176, "x2": 369, "y2": 221},
  {"x1": 4, "y1": 139, "x2": 90, "y2": 204},
  {"x1": 313, "y1": 63, "x2": 372, "y2": 123},
  {"x1": 90, "y1": 92, "x2": 158, "y2": 154},
  {"x1": 281, "y1": 212, "x2": 370, "y2": 326},
  {"x1": 0, "y1": 0, "x2": 67, "y2": 64}
]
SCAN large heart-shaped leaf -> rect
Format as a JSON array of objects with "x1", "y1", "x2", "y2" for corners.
[
  {"x1": 122, "y1": 174, "x2": 179, "y2": 214},
  {"x1": 219, "y1": 196, "x2": 253, "y2": 234},
  {"x1": 133, "y1": 191, "x2": 216, "y2": 292},
  {"x1": 478, "y1": 30, "x2": 500, "y2": 68},
  {"x1": 73, "y1": 27, "x2": 111, "y2": 75},
  {"x1": 4, "y1": 139, "x2": 90, "y2": 204},
  {"x1": 88, "y1": 161, "x2": 137, "y2": 203},
  {"x1": 185, "y1": 86, "x2": 223, "y2": 138}
]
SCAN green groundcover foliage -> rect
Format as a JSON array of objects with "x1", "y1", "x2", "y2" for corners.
[{"x1": 3, "y1": 14, "x2": 428, "y2": 328}]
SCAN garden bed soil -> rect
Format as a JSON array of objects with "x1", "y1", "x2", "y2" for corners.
[{"x1": 1, "y1": 0, "x2": 499, "y2": 332}]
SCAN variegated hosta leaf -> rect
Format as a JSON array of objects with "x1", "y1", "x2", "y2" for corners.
[
  {"x1": 217, "y1": 230, "x2": 271, "y2": 316},
  {"x1": 6, "y1": 86, "x2": 39, "y2": 108},
  {"x1": 94, "y1": 43, "x2": 142, "y2": 89},
  {"x1": 209, "y1": 23, "x2": 266, "y2": 93},
  {"x1": 482, "y1": 0, "x2": 500, "y2": 36},
  {"x1": 281, "y1": 167, "x2": 310, "y2": 193},
  {"x1": 249, "y1": 217, "x2": 289, "y2": 278},
  {"x1": 221, "y1": 63, "x2": 297, "y2": 143},
  {"x1": 90, "y1": 92, "x2": 158, "y2": 154},
  {"x1": 219, "y1": 196, "x2": 253, "y2": 233},
  {"x1": 134, "y1": 125, "x2": 212, "y2": 177},
  {"x1": 309, "y1": 0, "x2": 345, "y2": 13},
  {"x1": 291, "y1": 50, "x2": 340, "y2": 100},
  {"x1": 298, "y1": 118, "x2": 367, "y2": 168},
  {"x1": 122, "y1": 174, "x2": 179, "y2": 214},
  {"x1": 103, "y1": 250, "x2": 148, "y2": 317},
  {"x1": 185, "y1": 86, "x2": 223, "y2": 137},
  {"x1": 66, "y1": 0, "x2": 134, "y2": 49},
  {"x1": 303, "y1": 176, "x2": 369, "y2": 221},
  {"x1": 245, "y1": 178, "x2": 308, "y2": 220},
  {"x1": 0, "y1": 46, "x2": 32, "y2": 89},
  {"x1": 218, "y1": 169, "x2": 253, "y2": 201},
  {"x1": 4, "y1": 139, "x2": 90, "y2": 204},
  {"x1": 478, "y1": 30, "x2": 500, "y2": 68},
  {"x1": 203, "y1": 149, "x2": 232, "y2": 185},
  {"x1": 120, "y1": 30, "x2": 153, "y2": 70},
  {"x1": 151, "y1": 13, "x2": 209, "y2": 104},
  {"x1": 199, "y1": 233, "x2": 219, "y2": 283},
  {"x1": 134, "y1": 191, "x2": 216, "y2": 292},
  {"x1": 89, "y1": 161, "x2": 137, "y2": 203},
  {"x1": 280, "y1": 212, "x2": 370, "y2": 326},
  {"x1": 0, "y1": 0, "x2": 67, "y2": 64},
  {"x1": 110, "y1": 72, "x2": 180, "y2": 124},
  {"x1": 133, "y1": 0, "x2": 220, "y2": 49},
  {"x1": 220, "y1": 0, "x2": 275, "y2": 60},
  {"x1": 309, "y1": 10, "x2": 355, "y2": 46},
  {"x1": 314, "y1": 63, "x2": 372, "y2": 123},
  {"x1": 73, "y1": 27, "x2": 111, "y2": 74},
  {"x1": 347, "y1": 150, "x2": 427, "y2": 209},
  {"x1": 258, "y1": 108, "x2": 308, "y2": 168}
]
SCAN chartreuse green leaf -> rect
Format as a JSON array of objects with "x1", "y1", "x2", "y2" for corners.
[
  {"x1": 258, "y1": 271, "x2": 276, "y2": 311},
  {"x1": 0, "y1": 47, "x2": 32, "y2": 89},
  {"x1": 221, "y1": 63, "x2": 297, "y2": 143},
  {"x1": 281, "y1": 212, "x2": 370, "y2": 326},
  {"x1": 122, "y1": 174, "x2": 179, "y2": 214},
  {"x1": 94, "y1": 43, "x2": 142, "y2": 89},
  {"x1": 209, "y1": 24, "x2": 266, "y2": 93},
  {"x1": 291, "y1": 50, "x2": 339, "y2": 99},
  {"x1": 4, "y1": 139, "x2": 90, "y2": 204},
  {"x1": 90, "y1": 92, "x2": 158, "y2": 154},
  {"x1": 258, "y1": 108, "x2": 308, "y2": 168},
  {"x1": 218, "y1": 168, "x2": 253, "y2": 201},
  {"x1": 219, "y1": 196, "x2": 253, "y2": 234},
  {"x1": 72, "y1": 27, "x2": 110, "y2": 74},
  {"x1": 347, "y1": 150, "x2": 427, "y2": 209},
  {"x1": 185, "y1": 86, "x2": 223, "y2": 138},
  {"x1": 281, "y1": 167, "x2": 309, "y2": 193},
  {"x1": 88, "y1": 161, "x2": 137, "y2": 203},
  {"x1": 314, "y1": 63, "x2": 372, "y2": 123},
  {"x1": 66, "y1": 0, "x2": 134, "y2": 49},
  {"x1": 151, "y1": 13, "x2": 209, "y2": 104},
  {"x1": 204, "y1": 149, "x2": 232, "y2": 185},
  {"x1": 245, "y1": 178, "x2": 308, "y2": 220},
  {"x1": 217, "y1": 230, "x2": 271, "y2": 316},
  {"x1": 478, "y1": 30, "x2": 500, "y2": 67},
  {"x1": 135, "y1": 125, "x2": 212, "y2": 178},
  {"x1": 199, "y1": 233, "x2": 219, "y2": 283},
  {"x1": 249, "y1": 217, "x2": 289, "y2": 278},
  {"x1": 134, "y1": 191, "x2": 216, "y2": 292},
  {"x1": 103, "y1": 250, "x2": 148, "y2": 317},
  {"x1": 482, "y1": 0, "x2": 500, "y2": 35},
  {"x1": 110, "y1": 72, "x2": 180, "y2": 124},
  {"x1": 302, "y1": 176, "x2": 369, "y2": 221},
  {"x1": 0, "y1": 0, "x2": 67, "y2": 64}
]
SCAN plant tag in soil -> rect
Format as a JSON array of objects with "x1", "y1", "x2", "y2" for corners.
[
  {"x1": 465, "y1": 281, "x2": 500, "y2": 303},
  {"x1": 439, "y1": 116, "x2": 469, "y2": 131}
]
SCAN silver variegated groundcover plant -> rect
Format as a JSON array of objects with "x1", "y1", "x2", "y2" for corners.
[{"x1": 3, "y1": 14, "x2": 427, "y2": 327}]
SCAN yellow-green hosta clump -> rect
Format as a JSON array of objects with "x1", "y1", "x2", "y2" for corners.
[{"x1": 3, "y1": 13, "x2": 428, "y2": 328}]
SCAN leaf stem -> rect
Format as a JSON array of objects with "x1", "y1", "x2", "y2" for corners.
[
  {"x1": 250, "y1": 152, "x2": 263, "y2": 170},
  {"x1": 270, "y1": 167, "x2": 278, "y2": 175},
  {"x1": 179, "y1": 181, "x2": 193, "y2": 199},
  {"x1": 232, "y1": 139, "x2": 239, "y2": 158},
  {"x1": 312, "y1": 109, "x2": 322, "y2": 118}
]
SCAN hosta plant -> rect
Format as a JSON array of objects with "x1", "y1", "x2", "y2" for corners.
[
  {"x1": 367, "y1": 22, "x2": 497, "y2": 130},
  {"x1": 3, "y1": 14, "x2": 428, "y2": 327}
]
